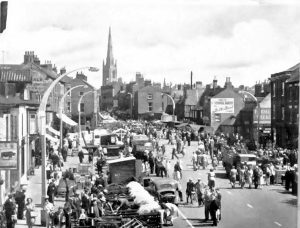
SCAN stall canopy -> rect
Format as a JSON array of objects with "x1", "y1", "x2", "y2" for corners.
[
  {"x1": 99, "y1": 112, "x2": 116, "y2": 123},
  {"x1": 46, "y1": 125, "x2": 60, "y2": 136},
  {"x1": 46, "y1": 133, "x2": 59, "y2": 143},
  {"x1": 56, "y1": 113, "x2": 77, "y2": 126}
]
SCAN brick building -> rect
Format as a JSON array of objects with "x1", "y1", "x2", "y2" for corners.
[
  {"x1": 134, "y1": 85, "x2": 163, "y2": 120},
  {"x1": 270, "y1": 63, "x2": 299, "y2": 148},
  {"x1": 68, "y1": 72, "x2": 98, "y2": 130}
]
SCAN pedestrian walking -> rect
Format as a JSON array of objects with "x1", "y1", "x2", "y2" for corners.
[
  {"x1": 47, "y1": 179, "x2": 56, "y2": 204},
  {"x1": 44, "y1": 197, "x2": 54, "y2": 228},
  {"x1": 208, "y1": 168, "x2": 216, "y2": 189},
  {"x1": 25, "y1": 198, "x2": 35, "y2": 228},
  {"x1": 230, "y1": 167, "x2": 237, "y2": 188},
  {"x1": 4, "y1": 194, "x2": 16, "y2": 228},
  {"x1": 15, "y1": 188, "x2": 26, "y2": 219},
  {"x1": 195, "y1": 179, "x2": 205, "y2": 206},
  {"x1": 78, "y1": 147, "x2": 84, "y2": 163},
  {"x1": 186, "y1": 179, "x2": 195, "y2": 204},
  {"x1": 171, "y1": 144, "x2": 178, "y2": 160}
]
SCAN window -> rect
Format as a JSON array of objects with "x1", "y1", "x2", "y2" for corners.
[
  {"x1": 148, "y1": 102, "x2": 153, "y2": 112},
  {"x1": 79, "y1": 91, "x2": 84, "y2": 96},
  {"x1": 80, "y1": 103, "x2": 84, "y2": 112},
  {"x1": 147, "y1": 93, "x2": 153, "y2": 100},
  {"x1": 281, "y1": 107, "x2": 284, "y2": 120},
  {"x1": 282, "y1": 82, "x2": 285, "y2": 96},
  {"x1": 67, "y1": 102, "x2": 71, "y2": 112},
  {"x1": 272, "y1": 104, "x2": 276, "y2": 119},
  {"x1": 67, "y1": 87, "x2": 71, "y2": 96},
  {"x1": 272, "y1": 83, "x2": 276, "y2": 97}
]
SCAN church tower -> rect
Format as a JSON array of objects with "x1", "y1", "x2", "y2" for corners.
[{"x1": 102, "y1": 27, "x2": 117, "y2": 86}]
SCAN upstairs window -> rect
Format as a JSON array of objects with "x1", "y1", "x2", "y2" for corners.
[
  {"x1": 147, "y1": 93, "x2": 153, "y2": 100},
  {"x1": 272, "y1": 83, "x2": 276, "y2": 97},
  {"x1": 281, "y1": 106, "x2": 285, "y2": 120},
  {"x1": 80, "y1": 103, "x2": 84, "y2": 112},
  {"x1": 148, "y1": 102, "x2": 153, "y2": 112},
  {"x1": 79, "y1": 91, "x2": 84, "y2": 96},
  {"x1": 67, "y1": 102, "x2": 71, "y2": 112},
  {"x1": 282, "y1": 82, "x2": 285, "y2": 96}
]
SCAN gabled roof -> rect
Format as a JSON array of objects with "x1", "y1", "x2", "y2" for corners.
[
  {"x1": 287, "y1": 63, "x2": 300, "y2": 71},
  {"x1": 286, "y1": 68, "x2": 299, "y2": 84}
]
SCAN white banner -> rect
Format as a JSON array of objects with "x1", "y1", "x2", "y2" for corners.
[{"x1": 211, "y1": 98, "x2": 234, "y2": 114}]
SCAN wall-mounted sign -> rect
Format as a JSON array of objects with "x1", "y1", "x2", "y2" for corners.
[
  {"x1": 211, "y1": 98, "x2": 234, "y2": 114},
  {"x1": 0, "y1": 141, "x2": 18, "y2": 169},
  {"x1": 253, "y1": 108, "x2": 271, "y2": 124},
  {"x1": 26, "y1": 70, "x2": 52, "y2": 94}
]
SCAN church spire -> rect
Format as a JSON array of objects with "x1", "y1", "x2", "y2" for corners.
[{"x1": 106, "y1": 27, "x2": 113, "y2": 65}]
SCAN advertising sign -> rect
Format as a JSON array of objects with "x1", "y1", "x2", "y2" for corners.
[
  {"x1": 0, "y1": 141, "x2": 18, "y2": 169},
  {"x1": 211, "y1": 98, "x2": 234, "y2": 114},
  {"x1": 26, "y1": 71, "x2": 52, "y2": 94},
  {"x1": 253, "y1": 108, "x2": 271, "y2": 124}
]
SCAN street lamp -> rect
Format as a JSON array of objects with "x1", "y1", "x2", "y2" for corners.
[
  {"x1": 78, "y1": 90, "x2": 94, "y2": 144},
  {"x1": 239, "y1": 90, "x2": 260, "y2": 148},
  {"x1": 37, "y1": 66, "x2": 98, "y2": 206},
  {"x1": 59, "y1": 85, "x2": 86, "y2": 151},
  {"x1": 162, "y1": 93, "x2": 175, "y2": 121}
]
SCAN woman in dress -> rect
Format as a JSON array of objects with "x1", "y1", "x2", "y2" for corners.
[{"x1": 25, "y1": 198, "x2": 35, "y2": 228}]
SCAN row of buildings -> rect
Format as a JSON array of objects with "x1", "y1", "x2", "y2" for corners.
[{"x1": 0, "y1": 27, "x2": 298, "y2": 205}]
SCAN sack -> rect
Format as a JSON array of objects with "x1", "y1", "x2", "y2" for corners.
[{"x1": 11, "y1": 214, "x2": 17, "y2": 223}]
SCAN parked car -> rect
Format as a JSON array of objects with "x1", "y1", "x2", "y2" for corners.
[
  {"x1": 1, "y1": 151, "x2": 16, "y2": 159},
  {"x1": 142, "y1": 177, "x2": 180, "y2": 206}
]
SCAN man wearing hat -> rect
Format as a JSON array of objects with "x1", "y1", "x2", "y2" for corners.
[{"x1": 4, "y1": 194, "x2": 16, "y2": 228}]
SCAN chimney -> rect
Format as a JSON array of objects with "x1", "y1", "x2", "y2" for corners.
[
  {"x1": 60, "y1": 67, "x2": 66, "y2": 75},
  {"x1": 224, "y1": 77, "x2": 233, "y2": 88},
  {"x1": 190, "y1": 71, "x2": 193, "y2": 89},
  {"x1": 24, "y1": 51, "x2": 35, "y2": 64}
]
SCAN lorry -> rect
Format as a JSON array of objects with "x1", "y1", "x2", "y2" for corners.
[{"x1": 222, "y1": 147, "x2": 257, "y2": 176}]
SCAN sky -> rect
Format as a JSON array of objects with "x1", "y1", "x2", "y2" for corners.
[{"x1": 0, "y1": 0, "x2": 300, "y2": 89}]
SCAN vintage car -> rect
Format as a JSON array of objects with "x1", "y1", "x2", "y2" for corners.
[
  {"x1": 143, "y1": 177, "x2": 180, "y2": 206},
  {"x1": 1, "y1": 151, "x2": 16, "y2": 159}
]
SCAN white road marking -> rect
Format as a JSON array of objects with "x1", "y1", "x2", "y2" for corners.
[
  {"x1": 178, "y1": 208, "x2": 195, "y2": 228},
  {"x1": 246, "y1": 203, "x2": 253, "y2": 208},
  {"x1": 226, "y1": 191, "x2": 232, "y2": 195},
  {"x1": 274, "y1": 221, "x2": 282, "y2": 227}
]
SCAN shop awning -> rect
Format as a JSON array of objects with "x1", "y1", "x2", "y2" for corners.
[
  {"x1": 56, "y1": 113, "x2": 77, "y2": 126},
  {"x1": 46, "y1": 125, "x2": 60, "y2": 136},
  {"x1": 46, "y1": 133, "x2": 59, "y2": 143}
]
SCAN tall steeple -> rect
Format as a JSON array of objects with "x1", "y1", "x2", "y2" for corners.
[
  {"x1": 106, "y1": 27, "x2": 113, "y2": 65},
  {"x1": 102, "y1": 27, "x2": 117, "y2": 86}
]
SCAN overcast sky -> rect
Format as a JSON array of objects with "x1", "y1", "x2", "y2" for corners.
[{"x1": 0, "y1": 0, "x2": 299, "y2": 89}]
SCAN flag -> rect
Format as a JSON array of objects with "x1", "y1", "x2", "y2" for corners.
[{"x1": 0, "y1": 1, "x2": 8, "y2": 33}]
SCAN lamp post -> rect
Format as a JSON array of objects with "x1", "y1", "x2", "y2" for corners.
[
  {"x1": 162, "y1": 93, "x2": 175, "y2": 121},
  {"x1": 78, "y1": 90, "x2": 94, "y2": 144},
  {"x1": 37, "y1": 66, "x2": 98, "y2": 206},
  {"x1": 59, "y1": 85, "x2": 86, "y2": 151},
  {"x1": 239, "y1": 90, "x2": 260, "y2": 148}
]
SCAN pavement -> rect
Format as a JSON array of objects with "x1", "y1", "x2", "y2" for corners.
[{"x1": 15, "y1": 152, "x2": 91, "y2": 227}]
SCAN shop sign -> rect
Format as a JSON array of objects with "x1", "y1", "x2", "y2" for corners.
[
  {"x1": 211, "y1": 98, "x2": 234, "y2": 114},
  {"x1": 0, "y1": 141, "x2": 18, "y2": 169},
  {"x1": 254, "y1": 108, "x2": 271, "y2": 124}
]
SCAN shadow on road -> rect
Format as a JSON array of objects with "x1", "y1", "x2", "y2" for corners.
[
  {"x1": 281, "y1": 198, "x2": 297, "y2": 207},
  {"x1": 185, "y1": 218, "x2": 215, "y2": 227},
  {"x1": 215, "y1": 172, "x2": 228, "y2": 179}
]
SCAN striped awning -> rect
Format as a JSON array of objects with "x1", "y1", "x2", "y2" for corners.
[{"x1": 0, "y1": 69, "x2": 31, "y2": 82}]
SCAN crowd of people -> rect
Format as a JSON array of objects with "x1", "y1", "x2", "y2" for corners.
[{"x1": 1, "y1": 119, "x2": 298, "y2": 228}]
